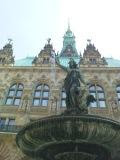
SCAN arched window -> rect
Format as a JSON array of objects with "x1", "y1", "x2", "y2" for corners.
[
  {"x1": 6, "y1": 83, "x2": 24, "y2": 106},
  {"x1": 89, "y1": 84, "x2": 106, "y2": 107},
  {"x1": 61, "y1": 88, "x2": 66, "y2": 107},
  {"x1": 33, "y1": 84, "x2": 49, "y2": 107},
  {"x1": 116, "y1": 85, "x2": 120, "y2": 104}
]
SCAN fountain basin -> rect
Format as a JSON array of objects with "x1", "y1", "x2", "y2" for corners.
[{"x1": 16, "y1": 114, "x2": 120, "y2": 160}]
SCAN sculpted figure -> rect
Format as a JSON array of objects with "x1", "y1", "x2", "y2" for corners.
[
  {"x1": 64, "y1": 58, "x2": 85, "y2": 108},
  {"x1": 56, "y1": 57, "x2": 95, "y2": 114}
]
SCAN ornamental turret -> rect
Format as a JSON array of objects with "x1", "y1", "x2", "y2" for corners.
[
  {"x1": 60, "y1": 23, "x2": 78, "y2": 57},
  {"x1": 80, "y1": 40, "x2": 108, "y2": 67},
  {"x1": 0, "y1": 39, "x2": 14, "y2": 66},
  {"x1": 32, "y1": 38, "x2": 56, "y2": 66}
]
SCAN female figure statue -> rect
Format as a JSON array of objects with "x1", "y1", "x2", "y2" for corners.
[{"x1": 56, "y1": 57, "x2": 95, "y2": 114}]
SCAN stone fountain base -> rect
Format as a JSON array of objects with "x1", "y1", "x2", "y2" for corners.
[{"x1": 16, "y1": 114, "x2": 120, "y2": 160}]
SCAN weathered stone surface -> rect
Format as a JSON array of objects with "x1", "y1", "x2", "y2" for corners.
[{"x1": 16, "y1": 114, "x2": 120, "y2": 160}]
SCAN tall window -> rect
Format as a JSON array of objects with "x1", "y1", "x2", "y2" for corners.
[
  {"x1": 0, "y1": 118, "x2": 15, "y2": 131},
  {"x1": 8, "y1": 119, "x2": 15, "y2": 126},
  {"x1": 7, "y1": 119, "x2": 15, "y2": 131},
  {"x1": 0, "y1": 118, "x2": 6, "y2": 127},
  {"x1": 61, "y1": 88, "x2": 66, "y2": 107},
  {"x1": 89, "y1": 84, "x2": 106, "y2": 108},
  {"x1": 33, "y1": 84, "x2": 49, "y2": 107},
  {"x1": 116, "y1": 85, "x2": 120, "y2": 104},
  {"x1": 6, "y1": 83, "x2": 24, "y2": 106},
  {"x1": 0, "y1": 118, "x2": 15, "y2": 126}
]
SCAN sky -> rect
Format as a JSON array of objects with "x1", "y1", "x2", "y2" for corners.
[{"x1": 0, "y1": 0, "x2": 120, "y2": 60}]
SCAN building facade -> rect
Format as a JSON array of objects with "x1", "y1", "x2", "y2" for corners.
[{"x1": 0, "y1": 26, "x2": 120, "y2": 159}]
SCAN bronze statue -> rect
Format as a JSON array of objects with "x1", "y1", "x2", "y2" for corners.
[{"x1": 56, "y1": 57, "x2": 95, "y2": 114}]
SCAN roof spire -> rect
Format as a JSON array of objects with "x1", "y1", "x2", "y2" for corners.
[
  {"x1": 60, "y1": 21, "x2": 78, "y2": 57},
  {"x1": 68, "y1": 18, "x2": 70, "y2": 31}
]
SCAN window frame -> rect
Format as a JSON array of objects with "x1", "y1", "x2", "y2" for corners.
[
  {"x1": 116, "y1": 85, "x2": 120, "y2": 104},
  {"x1": 0, "y1": 118, "x2": 6, "y2": 127},
  {"x1": 0, "y1": 118, "x2": 15, "y2": 128},
  {"x1": 33, "y1": 84, "x2": 49, "y2": 107},
  {"x1": 5, "y1": 83, "x2": 24, "y2": 106},
  {"x1": 89, "y1": 84, "x2": 106, "y2": 108},
  {"x1": 60, "y1": 87, "x2": 66, "y2": 108}
]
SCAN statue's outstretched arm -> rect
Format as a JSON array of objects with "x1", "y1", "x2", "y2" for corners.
[{"x1": 55, "y1": 57, "x2": 68, "y2": 72}]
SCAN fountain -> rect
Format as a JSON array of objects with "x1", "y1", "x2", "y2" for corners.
[{"x1": 16, "y1": 58, "x2": 120, "y2": 160}]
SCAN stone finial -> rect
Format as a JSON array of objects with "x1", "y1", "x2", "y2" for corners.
[
  {"x1": 67, "y1": 18, "x2": 71, "y2": 31},
  {"x1": 47, "y1": 38, "x2": 51, "y2": 44},
  {"x1": 87, "y1": 39, "x2": 91, "y2": 44}
]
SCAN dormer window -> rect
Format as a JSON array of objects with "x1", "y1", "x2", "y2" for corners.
[
  {"x1": 43, "y1": 57, "x2": 49, "y2": 64},
  {"x1": 90, "y1": 58, "x2": 96, "y2": 64}
]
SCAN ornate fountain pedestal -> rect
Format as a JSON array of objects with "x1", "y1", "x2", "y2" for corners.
[{"x1": 16, "y1": 114, "x2": 120, "y2": 160}]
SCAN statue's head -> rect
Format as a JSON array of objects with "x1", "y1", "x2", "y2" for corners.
[{"x1": 69, "y1": 58, "x2": 77, "y2": 69}]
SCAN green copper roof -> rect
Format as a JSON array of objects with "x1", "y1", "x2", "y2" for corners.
[
  {"x1": 106, "y1": 58, "x2": 120, "y2": 67},
  {"x1": 15, "y1": 57, "x2": 33, "y2": 66},
  {"x1": 59, "y1": 57, "x2": 80, "y2": 67},
  {"x1": 14, "y1": 56, "x2": 120, "y2": 68}
]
